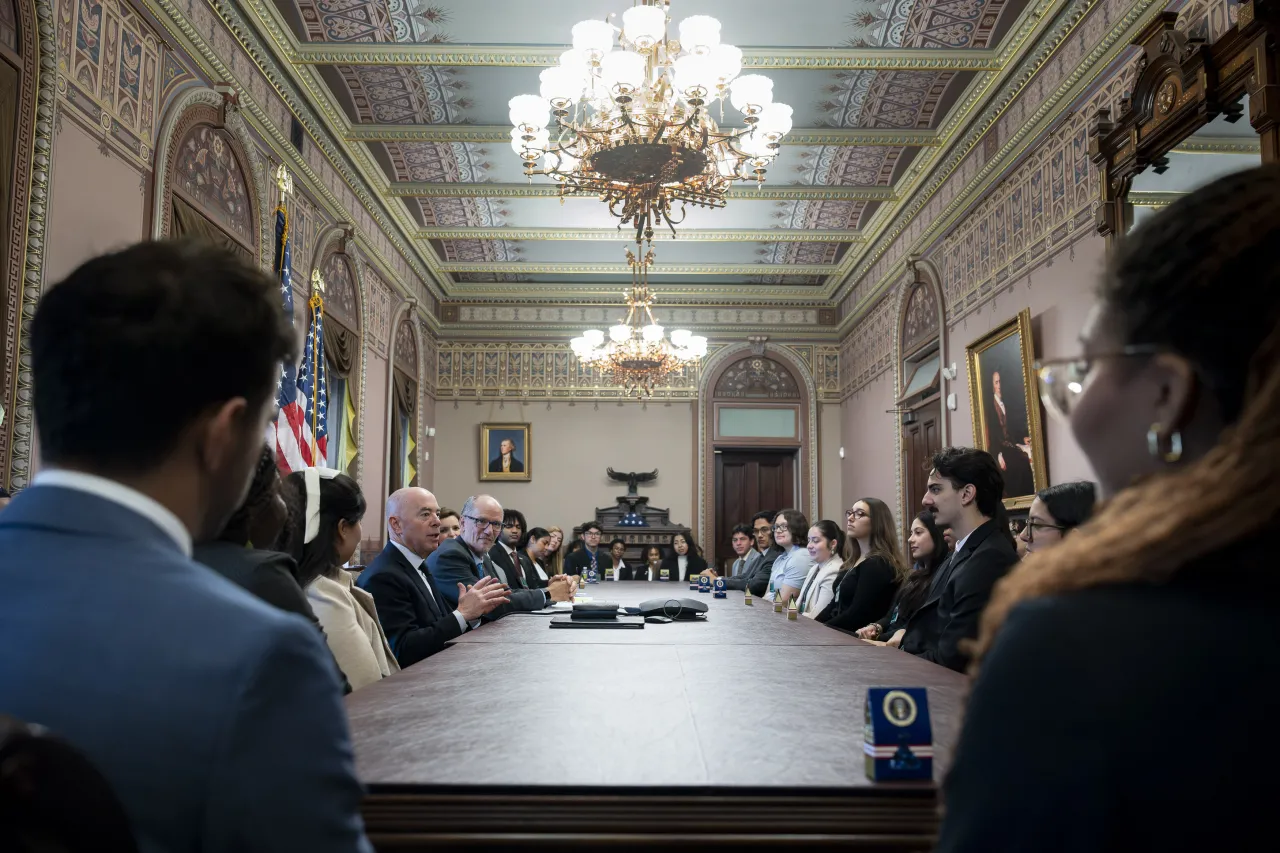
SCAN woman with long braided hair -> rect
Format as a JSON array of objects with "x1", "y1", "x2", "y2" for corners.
[{"x1": 937, "y1": 165, "x2": 1280, "y2": 851}]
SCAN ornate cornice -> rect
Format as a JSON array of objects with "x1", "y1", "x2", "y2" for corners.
[
  {"x1": 836, "y1": 0, "x2": 1164, "y2": 321},
  {"x1": 1128, "y1": 190, "x2": 1186, "y2": 207},
  {"x1": 289, "y1": 43, "x2": 1001, "y2": 71},
  {"x1": 1169, "y1": 136, "x2": 1261, "y2": 154},
  {"x1": 439, "y1": 261, "x2": 837, "y2": 276},
  {"x1": 388, "y1": 182, "x2": 895, "y2": 201},
  {"x1": 346, "y1": 124, "x2": 940, "y2": 148},
  {"x1": 143, "y1": 0, "x2": 443, "y2": 304},
  {"x1": 416, "y1": 227, "x2": 862, "y2": 242}
]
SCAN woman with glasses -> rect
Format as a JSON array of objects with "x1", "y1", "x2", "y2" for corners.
[
  {"x1": 815, "y1": 498, "x2": 906, "y2": 632},
  {"x1": 938, "y1": 166, "x2": 1280, "y2": 852},
  {"x1": 856, "y1": 509, "x2": 948, "y2": 646},
  {"x1": 765, "y1": 509, "x2": 816, "y2": 604},
  {"x1": 1016, "y1": 481, "x2": 1096, "y2": 556}
]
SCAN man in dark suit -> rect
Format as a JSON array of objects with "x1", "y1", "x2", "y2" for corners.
[
  {"x1": 564, "y1": 521, "x2": 613, "y2": 578},
  {"x1": 0, "y1": 241, "x2": 370, "y2": 852},
  {"x1": 489, "y1": 508, "x2": 531, "y2": 589},
  {"x1": 427, "y1": 495, "x2": 573, "y2": 618},
  {"x1": 723, "y1": 511, "x2": 781, "y2": 596},
  {"x1": 488, "y1": 438, "x2": 524, "y2": 473},
  {"x1": 357, "y1": 487, "x2": 509, "y2": 668},
  {"x1": 987, "y1": 370, "x2": 1035, "y2": 498},
  {"x1": 901, "y1": 447, "x2": 1019, "y2": 672}
]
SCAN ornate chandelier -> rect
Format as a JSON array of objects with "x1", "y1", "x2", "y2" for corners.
[
  {"x1": 570, "y1": 245, "x2": 708, "y2": 398},
  {"x1": 507, "y1": 0, "x2": 793, "y2": 243}
]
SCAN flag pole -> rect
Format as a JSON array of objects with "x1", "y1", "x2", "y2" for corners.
[{"x1": 309, "y1": 269, "x2": 326, "y2": 465}]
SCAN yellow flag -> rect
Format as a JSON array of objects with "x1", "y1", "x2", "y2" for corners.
[
  {"x1": 405, "y1": 427, "x2": 417, "y2": 486},
  {"x1": 341, "y1": 390, "x2": 358, "y2": 471}
]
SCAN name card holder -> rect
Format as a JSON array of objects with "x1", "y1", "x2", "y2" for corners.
[
  {"x1": 864, "y1": 688, "x2": 933, "y2": 782},
  {"x1": 697, "y1": 576, "x2": 712, "y2": 594},
  {"x1": 586, "y1": 568, "x2": 599, "y2": 584},
  {"x1": 713, "y1": 577, "x2": 727, "y2": 598},
  {"x1": 659, "y1": 568, "x2": 670, "y2": 582}
]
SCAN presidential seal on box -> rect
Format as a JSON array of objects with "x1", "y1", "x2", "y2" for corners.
[{"x1": 863, "y1": 688, "x2": 933, "y2": 782}]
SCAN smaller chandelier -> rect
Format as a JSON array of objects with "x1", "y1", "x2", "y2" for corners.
[
  {"x1": 571, "y1": 246, "x2": 708, "y2": 398},
  {"x1": 509, "y1": 1, "x2": 792, "y2": 244}
]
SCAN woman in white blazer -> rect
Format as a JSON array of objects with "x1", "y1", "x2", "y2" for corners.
[
  {"x1": 284, "y1": 468, "x2": 398, "y2": 691},
  {"x1": 796, "y1": 520, "x2": 844, "y2": 619}
]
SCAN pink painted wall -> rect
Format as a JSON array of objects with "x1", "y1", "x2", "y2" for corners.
[
  {"x1": 817, "y1": 402, "x2": 843, "y2": 522},
  {"x1": 943, "y1": 234, "x2": 1104, "y2": 486},
  {"x1": 419, "y1": 391, "x2": 436, "y2": 490},
  {"x1": 360, "y1": 349, "x2": 389, "y2": 543},
  {"x1": 840, "y1": 370, "x2": 900, "y2": 515},
  {"x1": 44, "y1": 121, "x2": 147, "y2": 286}
]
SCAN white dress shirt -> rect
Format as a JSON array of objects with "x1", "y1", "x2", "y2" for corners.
[
  {"x1": 33, "y1": 469, "x2": 192, "y2": 556},
  {"x1": 390, "y1": 540, "x2": 471, "y2": 632}
]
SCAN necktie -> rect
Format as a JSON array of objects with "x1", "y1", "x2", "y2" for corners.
[{"x1": 589, "y1": 549, "x2": 598, "y2": 574}]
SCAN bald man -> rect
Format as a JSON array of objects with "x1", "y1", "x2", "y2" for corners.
[
  {"x1": 357, "y1": 487, "x2": 509, "y2": 667},
  {"x1": 427, "y1": 494, "x2": 574, "y2": 619}
]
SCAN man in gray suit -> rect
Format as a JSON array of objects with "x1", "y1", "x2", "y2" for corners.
[
  {"x1": 720, "y1": 511, "x2": 782, "y2": 596},
  {"x1": 428, "y1": 494, "x2": 574, "y2": 618}
]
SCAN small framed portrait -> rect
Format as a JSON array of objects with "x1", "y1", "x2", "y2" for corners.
[
  {"x1": 480, "y1": 423, "x2": 532, "y2": 482},
  {"x1": 966, "y1": 308, "x2": 1049, "y2": 509}
]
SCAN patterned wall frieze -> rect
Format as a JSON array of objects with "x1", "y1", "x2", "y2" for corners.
[
  {"x1": 447, "y1": 304, "x2": 834, "y2": 328},
  {"x1": 10, "y1": 0, "x2": 58, "y2": 490},
  {"x1": 836, "y1": 0, "x2": 1160, "y2": 318},
  {"x1": 431, "y1": 341, "x2": 842, "y2": 404},
  {"x1": 839, "y1": 293, "x2": 898, "y2": 398},
  {"x1": 141, "y1": 0, "x2": 439, "y2": 310},
  {"x1": 55, "y1": 0, "x2": 163, "y2": 167},
  {"x1": 364, "y1": 263, "x2": 393, "y2": 356}
]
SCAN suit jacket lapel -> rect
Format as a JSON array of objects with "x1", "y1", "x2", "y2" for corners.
[
  {"x1": 390, "y1": 544, "x2": 443, "y2": 619},
  {"x1": 481, "y1": 553, "x2": 502, "y2": 583}
]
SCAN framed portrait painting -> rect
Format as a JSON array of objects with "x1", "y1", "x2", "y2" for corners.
[
  {"x1": 965, "y1": 308, "x2": 1048, "y2": 509},
  {"x1": 480, "y1": 423, "x2": 532, "y2": 482}
]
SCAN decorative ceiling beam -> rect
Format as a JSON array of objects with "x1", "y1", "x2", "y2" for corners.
[
  {"x1": 388, "y1": 182, "x2": 894, "y2": 201},
  {"x1": 439, "y1": 261, "x2": 838, "y2": 276},
  {"x1": 416, "y1": 227, "x2": 862, "y2": 243},
  {"x1": 1168, "y1": 136, "x2": 1261, "y2": 155},
  {"x1": 1129, "y1": 191, "x2": 1186, "y2": 207},
  {"x1": 289, "y1": 43, "x2": 1002, "y2": 71},
  {"x1": 347, "y1": 124, "x2": 941, "y2": 147}
]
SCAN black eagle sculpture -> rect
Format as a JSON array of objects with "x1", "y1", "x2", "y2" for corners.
[{"x1": 607, "y1": 468, "x2": 658, "y2": 496}]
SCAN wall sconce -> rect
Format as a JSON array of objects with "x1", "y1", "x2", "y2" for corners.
[
  {"x1": 427, "y1": 426, "x2": 436, "y2": 437},
  {"x1": 941, "y1": 363, "x2": 958, "y2": 381},
  {"x1": 838, "y1": 447, "x2": 845, "y2": 459}
]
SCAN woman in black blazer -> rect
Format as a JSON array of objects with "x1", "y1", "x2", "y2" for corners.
[
  {"x1": 856, "y1": 509, "x2": 948, "y2": 644},
  {"x1": 937, "y1": 166, "x2": 1280, "y2": 852},
  {"x1": 816, "y1": 497, "x2": 906, "y2": 633},
  {"x1": 659, "y1": 530, "x2": 707, "y2": 581}
]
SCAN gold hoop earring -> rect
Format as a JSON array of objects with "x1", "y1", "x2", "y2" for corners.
[{"x1": 1147, "y1": 423, "x2": 1183, "y2": 463}]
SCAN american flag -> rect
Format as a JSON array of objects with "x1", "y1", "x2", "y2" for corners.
[{"x1": 268, "y1": 203, "x2": 328, "y2": 471}]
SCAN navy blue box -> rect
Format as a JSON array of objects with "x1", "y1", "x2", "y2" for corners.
[
  {"x1": 713, "y1": 577, "x2": 727, "y2": 598},
  {"x1": 863, "y1": 687, "x2": 933, "y2": 781}
]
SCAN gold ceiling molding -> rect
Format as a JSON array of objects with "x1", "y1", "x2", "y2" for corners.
[
  {"x1": 438, "y1": 261, "x2": 839, "y2": 276},
  {"x1": 415, "y1": 227, "x2": 862, "y2": 243},
  {"x1": 447, "y1": 282, "x2": 833, "y2": 299},
  {"x1": 1128, "y1": 190, "x2": 1186, "y2": 207},
  {"x1": 345, "y1": 124, "x2": 940, "y2": 148},
  {"x1": 835, "y1": 0, "x2": 1162, "y2": 318},
  {"x1": 288, "y1": 43, "x2": 1002, "y2": 71},
  {"x1": 820, "y1": 0, "x2": 1085, "y2": 299},
  {"x1": 1169, "y1": 136, "x2": 1261, "y2": 154},
  {"x1": 142, "y1": 0, "x2": 440, "y2": 305},
  {"x1": 387, "y1": 182, "x2": 894, "y2": 201}
]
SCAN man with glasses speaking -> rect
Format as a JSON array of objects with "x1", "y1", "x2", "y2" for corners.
[{"x1": 428, "y1": 494, "x2": 574, "y2": 619}]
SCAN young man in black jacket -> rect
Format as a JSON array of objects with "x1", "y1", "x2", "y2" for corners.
[{"x1": 900, "y1": 447, "x2": 1018, "y2": 672}]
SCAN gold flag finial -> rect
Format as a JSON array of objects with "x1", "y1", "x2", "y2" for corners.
[
  {"x1": 276, "y1": 164, "x2": 293, "y2": 196},
  {"x1": 311, "y1": 268, "x2": 326, "y2": 294}
]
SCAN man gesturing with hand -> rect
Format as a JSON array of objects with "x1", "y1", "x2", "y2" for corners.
[{"x1": 359, "y1": 487, "x2": 508, "y2": 668}]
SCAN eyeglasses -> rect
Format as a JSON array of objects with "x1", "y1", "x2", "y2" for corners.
[
  {"x1": 772, "y1": 524, "x2": 789, "y2": 531},
  {"x1": 584, "y1": 530, "x2": 601, "y2": 537},
  {"x1": 845, "y1": 508, "x2": 869, "y2": 520},
  {"x1": 1034, "y1": 345, "x2": 1163, "y2": 421},
  {"x1": 465, "y1": 515, "x2": 503, "y2": 531},
  {"x1": 753, "y1": 526, "x2": 772, "y2": 534},
  {"x1": 1022, "y1": 519, "x2": 1067, "y2": 542}
]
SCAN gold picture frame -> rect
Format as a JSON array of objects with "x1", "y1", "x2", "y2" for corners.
[
  {"x1": 479, "y1": 423, "x2": 532, "y2": 482},
  {"x1": 965, "y1": 308, "x2": 1048, "y2": 509}
]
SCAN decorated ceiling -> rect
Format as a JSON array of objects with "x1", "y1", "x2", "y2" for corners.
[{"x1": 262, "y1": 0, "x2": 1035, "y2": 299}]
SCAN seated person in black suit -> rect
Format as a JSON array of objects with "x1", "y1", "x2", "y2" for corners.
[
  {"x1": 900, "y1": 447, "x2": 1018, "y2": 672},
  {"x1": 660, "y1": 530, "x2": 708, "y2": 581},
  {"x1": 522, "y1": 527, "x2": 554, "y2": 589},
  {"x1": 608, "y1": 538, "x2": 631, "y2": 581},
  {"x1": 639, "y1": 544, "x2": 663, "y2": 581},
  {"x1": 428, "y1": 495, "x2": 574, "y2": 618},
  {"x1": 356, "y1": 487, "x2": 509, "y2": 667},
  {"x1": 716, "y1": 511, "x2": 780, "y2": 595},
  {"x1": 489, "y1": 508, "x2": 531, "y2": 589},
  {"x1": 563, "y1": 522, "x2": 613, "y2": 579}
]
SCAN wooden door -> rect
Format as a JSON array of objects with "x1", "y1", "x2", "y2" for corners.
[
  {"x1": 902, "y1": 398, "x2": 943, "y2": 534},
  {"x1": 714, "y1": 450, "x2": 796, "y2": 570}
]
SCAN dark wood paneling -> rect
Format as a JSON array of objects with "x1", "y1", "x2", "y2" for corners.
[
  {"x1": 714, "y1": 450, "x2": 795, "y2": 568},
  {"x1": 902, "y1": 399, "x2": 942, "y2": 535}
]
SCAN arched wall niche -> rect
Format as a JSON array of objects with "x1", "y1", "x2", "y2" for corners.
[
  {"x1": 315, "y1": 225, "x2": 367, "y2": 486},
  {"x1": 151, "y1": 88, "x2": 270, "y2": 268},
  {"x1": 892, "y1": 256, "x2": 949, "y2": 536},
  {"x1": 386, "y1": 304, "x2": 423, "y2": 493},
  {"x1": 697, "y1": 343, "x2": 818, "y2": 558},
  {"x1": 4, "y1": 0, "x2": 56, "y2": 491}
]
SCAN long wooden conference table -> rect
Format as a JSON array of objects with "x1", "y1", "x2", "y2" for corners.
[{"x1": 346, "y1": 581, "x2": 966, "y2": 851}]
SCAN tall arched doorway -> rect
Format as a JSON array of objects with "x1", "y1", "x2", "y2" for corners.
[{"x1": 896, "y1": 258, "x2": 948, "y2": 534}]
